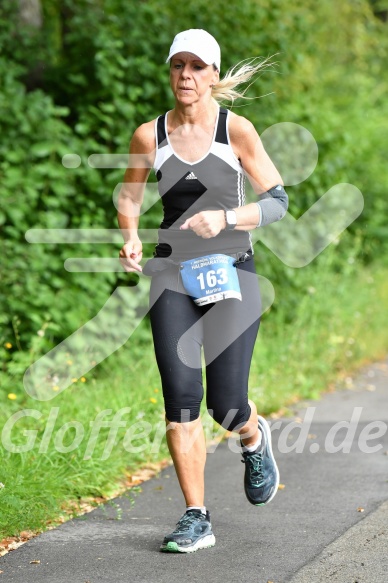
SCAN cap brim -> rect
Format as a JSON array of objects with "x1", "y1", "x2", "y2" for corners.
[{"x1": 166, "y1": 44, "x2": 214, "y2": 66}]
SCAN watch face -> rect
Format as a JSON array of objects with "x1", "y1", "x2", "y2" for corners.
[{"x1": 226, "y1": 211, "x2": 237, "y2": 226}]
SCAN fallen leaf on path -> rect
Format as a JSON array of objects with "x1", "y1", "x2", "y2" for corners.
[
  {"x1": 29, "y1": 560, "x2": 40, "y2": 564},
  {"x1": 278, "y1": 484, "x2": 285, "y2": 490},
  {"x1": 19, "y1": 531, "x2": 34, "y2": 540},
  {"x1": 357, "y1": 507, "x2": 365, "y2": 512},
  {"x1": 0, "y1": 537, "x2": 20, "y2": 555}
]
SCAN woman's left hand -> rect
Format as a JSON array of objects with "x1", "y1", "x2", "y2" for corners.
[{"x1": 180, "y1": 210, "x2": 226, "y2": 238}]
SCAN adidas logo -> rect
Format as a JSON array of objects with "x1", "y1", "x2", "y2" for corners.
[{"x1": 185, "y1": 171, "x2": 198, "y2": 180}]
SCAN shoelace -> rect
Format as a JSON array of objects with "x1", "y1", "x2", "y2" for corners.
[
  {"x1": 241, "y1": 451, "x2": 264, "y2": 483},
  {"x1": 173, "y1": 511, "x2": 203, "y2": 534}
]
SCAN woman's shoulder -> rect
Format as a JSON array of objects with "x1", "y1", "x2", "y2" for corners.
[
  {"x1": 130, "y1": 118, "x2": 158, "y2": 154},
  {"x1": 227, "y1": 110, "x2": 257, "y2": 140},
  {"x1": 226, "y1": 111, "x2": 259, "y2": 159}
]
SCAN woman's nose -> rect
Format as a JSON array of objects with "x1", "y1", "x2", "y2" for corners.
[{"x1": 180, "y1": 64, "x2": 192, "y2": 78}]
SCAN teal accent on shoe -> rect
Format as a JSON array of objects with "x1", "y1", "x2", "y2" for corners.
[{"x1": 165, "y1": 542, "x2": 179, "y2": 552}]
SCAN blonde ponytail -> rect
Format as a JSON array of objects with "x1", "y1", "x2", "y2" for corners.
[{"x1": 211, "y1": 55, "x2": 277, "y2": 104}]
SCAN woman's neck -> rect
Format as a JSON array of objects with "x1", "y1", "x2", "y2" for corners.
[
  {"x1": 165, "y1": 99, "x2": 220, "y2": 163},
  {"x1": 170, "y1": 99, "x2": 219, "y2": 129}
]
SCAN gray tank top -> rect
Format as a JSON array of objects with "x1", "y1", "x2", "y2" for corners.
[{"x1": 152, "y1": 106, "x2": 252, "y2": 260}]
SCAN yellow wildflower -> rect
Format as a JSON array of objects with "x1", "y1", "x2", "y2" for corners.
[
  {"x1": 8, "y1": 393, "x2": 17, "y2": 400},
  {"x1": 149, "y1": 397, "x2": 157, "y2": 404},
  {"x1": 4, "y1": 342, "x2": 12, "y2": 349}
]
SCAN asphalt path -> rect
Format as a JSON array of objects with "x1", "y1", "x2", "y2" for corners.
[{"x1": 1, "y1": 358, "x2": 387, "y2": 583}]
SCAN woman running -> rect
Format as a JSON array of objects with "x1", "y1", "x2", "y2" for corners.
[{"x1": 118, "y1": 29, "x2": 288, "y2": 553}]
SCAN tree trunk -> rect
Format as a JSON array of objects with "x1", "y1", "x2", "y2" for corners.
[{"x1": 19, "y1": 0, "x2": 42, "y2": 29}]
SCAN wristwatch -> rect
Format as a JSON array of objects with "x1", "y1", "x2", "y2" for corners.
[{"x1": 224, "y1": 210, "x2": 237, "y2": 230}]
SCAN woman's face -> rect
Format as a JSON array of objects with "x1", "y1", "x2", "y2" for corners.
[{"x1": 169, "y1": 52, "x2": 219, "y2": 105}]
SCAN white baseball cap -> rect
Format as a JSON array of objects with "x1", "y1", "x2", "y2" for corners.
[{"x1": 166, "y1": 29, "x2": 221, "y2": 71}]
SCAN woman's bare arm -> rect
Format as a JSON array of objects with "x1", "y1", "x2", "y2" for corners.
[
  {"x1": 228, "y1": 112, "x2": 284, "y2": 230},
  {"x1": 118, "y1": 121, "x2": 155, "y2": 272}
]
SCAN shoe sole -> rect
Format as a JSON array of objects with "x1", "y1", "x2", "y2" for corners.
[
  {"x1": 160, "y1": 534, "x2": 216, "y2": 553},
  {"x1": 255, "y1": 415, "x2": 280, "y2": 505}
]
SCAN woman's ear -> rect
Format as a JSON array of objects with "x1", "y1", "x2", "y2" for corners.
[{"x1": 212, "y1": 68, "x2": 220, "y2": 86}]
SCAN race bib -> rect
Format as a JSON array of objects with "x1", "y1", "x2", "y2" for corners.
[{"x1": 180, "y1": 254, "x2": 242, "y2": 306}]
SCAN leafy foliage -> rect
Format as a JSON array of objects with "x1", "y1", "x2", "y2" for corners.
[{"x1": 0, "y1": 0, "x2": 387, "y2": 374}]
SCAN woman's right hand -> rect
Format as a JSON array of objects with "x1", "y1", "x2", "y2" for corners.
[{"x1": 119, "y1": 240, "x2": 143, "y2": 272}]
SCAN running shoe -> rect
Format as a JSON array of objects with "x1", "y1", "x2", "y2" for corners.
[
  {"x1": 160, "y1": 509, "x2": 216, "y2": 553},
  {"x1": 241, "y1": 415, "x2": 280, "y2": 505}
]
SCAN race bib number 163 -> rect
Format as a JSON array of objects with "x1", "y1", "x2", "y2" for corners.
[{"x1": 180, "y1": 254, "x2": 242, "y2": 306}]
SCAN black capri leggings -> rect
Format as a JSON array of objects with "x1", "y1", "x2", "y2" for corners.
[{"x1": 149, "y1": 254, "x2": 261, "y2": 431}]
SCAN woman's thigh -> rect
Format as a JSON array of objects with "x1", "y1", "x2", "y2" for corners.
[
  {"x1": 149, "y1": 266, "x2": 205, "y2": 422},
  {"x1": 203, "y1": 258, "x2": 261, "y2": 428}
]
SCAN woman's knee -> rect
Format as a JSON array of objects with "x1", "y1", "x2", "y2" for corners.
[
  {"x1": 207, "y1": 402, "x2": 250, "y2": 431},
  {"x1": 164, "y1": 402, "x2": 201, "y2": 423},
  {"x1": 163, "y1": 381, "x2": 203, "y2": 423}
]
